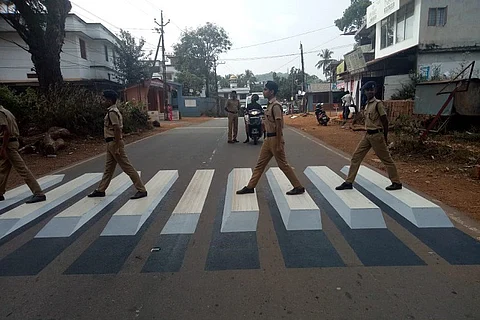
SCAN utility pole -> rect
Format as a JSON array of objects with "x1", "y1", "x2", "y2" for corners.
[
  {"x1": 300, "y1": 42, "x2": 306, "y2": 112},
  {"x1": 213, "y1": 58, "x2": 225, "y2": 116},
  {"x1": 154, "y1": 11, "x2": 169, "y2": 120}
]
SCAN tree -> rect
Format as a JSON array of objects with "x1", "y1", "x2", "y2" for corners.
[
  {"x1": 173, "y1": 22, "x2": 231, "y2": 97},
  {"x1": 114, "y1": 30, "x2": 151, "y2": 85},
  {"x1": 334, "y1": 0, "x2": 371, "y2": 33},
  {"x1": 175, "y1": 71, "x2": 204, "y2": 96},
  {"x1": 315, "y1": 49, "x2": 335, "y2": 81},
  {"x1": 0, "y1": 0, "x2": 71, "y2": 91},
  {"x1": 244, "y1": 69, "x2": 257, "y2": 89}
]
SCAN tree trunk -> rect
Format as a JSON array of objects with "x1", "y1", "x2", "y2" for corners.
[
  {"x1": 31, "y1": 49, "x2": 64, "y2": 91},
  {"x1": 205, "y1": 70, "x2": 210, "y2": 98}
]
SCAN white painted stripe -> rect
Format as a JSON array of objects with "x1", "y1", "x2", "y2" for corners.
[
  {"x1": 35, "y1": 172, "x2": 137, "y2": 238},
  {"x1": 341, "y1": 165, "x2": 454, "y2": 228},
  {"x1": 173, "y1": 127, "x2": 227, "y2": 130},
  {"x1": 0, "y1": 173, "x2": 102, "y2": 240},
  {"x1": 305, "y1": 166, "x2": 386, "y2": 229},
  {"x1": 0, "y1": 175, "x2": 65, "y2": 211},
  {"x1": 266, "y1": 167, "x2": 322, "y2": 230},
  {"x1": 161, "y1": 169, "x2": 214, "y2": 234},
  {"x1": 221, "y1": 168, "x2": 259, "y2": 233},
  {"x1": 101, "y1": 170, "x2": 178, "y2": 236}
]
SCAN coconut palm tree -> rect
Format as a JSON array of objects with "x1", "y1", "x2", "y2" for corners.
[{"x1": 315, "y1": 49, "x2": 335, "y2": 81}]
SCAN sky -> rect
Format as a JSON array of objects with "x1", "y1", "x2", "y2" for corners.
[{"x1": 71, "y1": 0, "x2": 356, "y2": 79}]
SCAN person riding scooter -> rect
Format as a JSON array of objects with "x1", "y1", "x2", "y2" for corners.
[
  {"x1": 315, "y1": 103, "x2": 330, "y2": 126},
  {"x1": 244, "y1": 94, "x2": 265, "y2": 144}
]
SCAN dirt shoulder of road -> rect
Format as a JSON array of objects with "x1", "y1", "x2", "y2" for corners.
[
  {"x1": 6, "y1": 117, "x2": 211, "y2": 191},
  {"x1": 285, "y1": 114, "x2": 480, "y2": 222}
]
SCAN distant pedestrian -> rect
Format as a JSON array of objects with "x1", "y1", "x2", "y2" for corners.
[
  {"x1": 341, "y1": 90, "x2": 353, "y2": 127},
  {"x1": 0, "y1": 104, "x2": 46, "y2": 204},
  {"x1": 225, "y1": 91, "x2": 240, "y2": 143},
  {"x1": 336, "y1": 81, "x2": 402, "y2": 191},
  {"x1": 88, "y1": 90, "x2": 147, "y2": 199}
]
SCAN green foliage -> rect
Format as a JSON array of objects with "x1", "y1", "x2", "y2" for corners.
[
  {"x1": 335, "y1": 0, "x2": 372, "y2": 33},
  {"x1": 114, "y1": 30, "x2": 152, "y2": 85},
  {"x1": 173, "y1": 22, "x2": 232, "y2": 97},
  {"x1": 0, "y1": 85, "x2": 151, "y2": 137},
  {"x1": 176, "y1": 71, "x2": 204, "y2": 96},
  {"x1": 391, "y1": 72, "x2": 425, "y2": 100}
]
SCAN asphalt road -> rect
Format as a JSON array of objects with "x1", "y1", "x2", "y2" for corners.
[{"x1": 0, "y1": 118, "x2": 479, "y2": 320}]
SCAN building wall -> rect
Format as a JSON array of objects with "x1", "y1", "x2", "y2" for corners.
[
  {"x1": 417, "y1": 51, "x2": 480, "y2": 80},
  {"x1": 375, "y1": 0, "x2": 422, "y2": 59},
  {"x1": 384, "y1": 74, "x2": 411, "y2": 99},
  {"x1": 418, "y1": 0, "x2": 480, "y2": 50},
  {"x1": 180, "y1": 97, "x2": 217, "y2": 117},
  {"x1": 0, "y1": 15, "x2": 118, "y2": 83}
]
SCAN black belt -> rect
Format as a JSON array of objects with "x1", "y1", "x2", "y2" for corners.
[
  {"x1": 366, "y1": 129, "x2": 383, "y2": 135},
  {"x1": 266, "y1": 132, "x2": 277, "y2": 137},
  {"x1": 0, "y1": 137, "x2": 18, "y2": 145},
  {"x1": 105, "y1": 137, "x2": 115, "y2": 142}
]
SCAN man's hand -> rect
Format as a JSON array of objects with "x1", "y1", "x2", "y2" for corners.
[
  {"x1": 114, "y1": 141, "x2": 121, "y2": 155},
  {"x1": 276, "y1": 140, "x2": 283, "y2": 153},
  {"x1": 384, "y1": 134, "x2": 388, "y2": 144}
]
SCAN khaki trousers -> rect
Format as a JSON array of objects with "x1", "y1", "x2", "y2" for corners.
[
  {"x1": 346, "y1": 133, "x2": 401, "y2": 184},
  {"x1": 247, "y1": 137, "x2": 302, "y2": 189},
  {"x1": 97, "y1": 140, "x2": 146, "y2": 193},
  {"x1": 227, "y1": 113, "x2": 238, "y2": 141},
  {"x1": 0, "y1": 141, "x2": 43, "y2": 196}
]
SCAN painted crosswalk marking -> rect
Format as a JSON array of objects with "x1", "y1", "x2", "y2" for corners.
[
  {"x1": 221, "y1": 168, "x2": 259, "y2": 233},
  {"x1": 100, "y1": 170, "x2": 178, "y2": 236},
  {"x1": 341, "y1": 165, "x2": 453, "y2": 228},
  {"x1": 305, "y1": 166, "x2": 386, "y2": 229},
  {"x1": 266, "y1": 167, "x2": 321, "y2": 230},
  {"x1": 0, "y1": 174, "x2": 65, "y2": 211},
  {"x1": 161, "y1": 169, "x2": 214, "y2": 235},
  {"x1": 35, "y1": 172, "x2": 137, "y2": 238},
  {"x1": 0, "y1": 173, "x2": 102, "y2": 240}
]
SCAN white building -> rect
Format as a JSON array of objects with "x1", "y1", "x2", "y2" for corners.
[
  {"x1": 0, "y1": 14, "x2": 120, "y2": 85},
  {"x1": 218, "y1": 75, "x2": 250, "y2": 106},
  {"x1": 341, "y1": 0, "x2": 480, "y2": 102}
]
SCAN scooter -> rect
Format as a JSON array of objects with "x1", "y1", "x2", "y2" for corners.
[
  {"x1": 315, "y1": 105, "x2": 330, "y2": 126},
  {"x1": 245, "y1": 109, "x2": 264, "y2": 145}
]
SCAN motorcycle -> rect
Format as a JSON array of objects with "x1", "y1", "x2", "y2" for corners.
[
  {"x1": 245, "y1": 108, "x2": 264, "y2": 145},
  {"x1": 315, "y1": 105, "x2": 330, "y2": 126}
]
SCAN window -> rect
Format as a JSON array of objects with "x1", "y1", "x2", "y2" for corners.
[
  {"x1": 380, "y1": 14, "x2": 395, "y2": 49},
  {"x1": 396, "y1": 1, "x2": 415, "y2": 43},
  {"x1": 79, "y1": 39, "x2": 87, "y2": 59},
  {"x1": 428, "y1": 7, "x2": 447, "y2": 26},
  {"x1": 104, "y1": 45, "x2": 109, "y2": 62}
]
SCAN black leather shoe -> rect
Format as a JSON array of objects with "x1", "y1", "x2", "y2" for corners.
[
  {"x1": 286, "y1": 187, "x2": 305, "y2": 195},
  {"x1": 386, "y1": 183, "x2": 402, "y2": 191},
  {"x1": 26, "y1": 194, "x2": 46, "y2": 204},
  {"x1": 233, "y1": 139, "x2": 239, "y2": 143},
  {"x1": 243, "y1": 139, "x2": 249, "y2": 143},
  {"x1": 335, "y1": 182, "x2": 353, "y2": 190},
  {"x1": 131, "y1": 191, "x2": 148, "y2": 199},
  {"x1": 0, "y1": 195, "x2": 4, "y2": 201},
  {"x1": 88, "y1": 190, "x2": 105, "y2": 198},
  {"x1": 227, "y1": 140, "x2": 234, "y2": 144},
  {"x1": 236, "y1": 186, "x2": 254, "y2": 194}
]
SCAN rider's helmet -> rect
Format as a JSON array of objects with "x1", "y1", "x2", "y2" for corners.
[{"x1": 251, "y1": 94, "x2": 259, "y2": 102}]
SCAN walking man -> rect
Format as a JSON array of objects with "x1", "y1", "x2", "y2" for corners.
[
  {"x1": 341, "y1": 90, "x2": 354, "y2": 127},
  {"x1": 225, "y1": 91, "x2": 240, "y2": 143},
  {"x1": 336, "y1": 81, "x2": 402, "y2": 191},
  {"x1": 0, "y1": 104, "x2": 46, "y2": 203},
  {"x1": 88, "y1": 90, "x2": 147, "y2": 199},
  {"x1": 237, "y1": 81, "x2": 305, "y2": 196}
]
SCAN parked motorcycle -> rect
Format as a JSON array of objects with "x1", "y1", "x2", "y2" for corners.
[
  {"x1": 315, "y1": 104, "x2": 330, "y2": 126},
  {"x1": 245, "y1": 108, "x2": 264, "y2": 145}
]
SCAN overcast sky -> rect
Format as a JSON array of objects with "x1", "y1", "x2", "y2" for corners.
[{"x1": 71, "y1": 0, "x2": 356, "y2": 79}]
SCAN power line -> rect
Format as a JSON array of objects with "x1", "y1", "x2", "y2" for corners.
[
  {"x1": 230, "y1": 25, "x2": 335, "y2": 51},
  {"x1": 274, "y1": 56, "x2": 299, "y2": 73}
]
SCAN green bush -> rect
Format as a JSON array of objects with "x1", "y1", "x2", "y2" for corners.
[{"x1": 118, "y1": 101, "x2": 151, "y2": 133}]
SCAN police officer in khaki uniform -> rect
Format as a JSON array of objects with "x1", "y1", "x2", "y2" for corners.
[
  {"x1": 0, "y1": 104, "x2": 46, "y2": 203},
  {"x1": 336, "y1": 81, "x2": 402, "y2": 191},
  {"x1": 88, "y1": 90, "x2": 147, "y2": 199},
  {"x1": 225, "y1": 91, "x2": 240, "y2": 143},
  {"x1": 237, "y1": 81, "x2": 305, "y2": 195}
]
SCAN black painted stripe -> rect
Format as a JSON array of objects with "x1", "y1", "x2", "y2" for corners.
[
  {"x1": 358, "y1": 185, "x2": 480, "y2": 265},
  {"x1": 205, "y1": 188, "x2": 260, "y2": 271},
  {"x1": 142, "y1": 234, "x2": 191, "y2": 273},
  {"x1": 308, "y1": 184, "x2": 426, "y2": 267},
  {"x1": 264, "y1": 186, "x2": 345, "y2": 268}
]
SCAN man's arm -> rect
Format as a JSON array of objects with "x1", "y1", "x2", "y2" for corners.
[
  {"x1": 224, "y1": 100, "x2": 229, "y2": 112},
  {"x1": 376, "y1": 101, "x2": 389, "y2": 142},
  {"x1": 273, "y1": 104, "x2": 283, "y2": 148},
  {"x1": 0, "y1": 125, "x2": 10, "y2": 158}
]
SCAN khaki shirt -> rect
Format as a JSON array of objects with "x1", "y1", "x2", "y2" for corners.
[
  {"x1": 104, "y1": 105, "x2": 123, "y2": 138},
  {"x1": 0, "y1": 105, "x2": 20, "y2": 138},
  {"x1": 264, "y1": 98, "x2": 283, "y2": 133},
  {"x1": 225, "y1": 99, "x2": 240, "y2": 113},
  {"x1": 364, "y1": 98, "x2": 386, "y2": 130}
]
